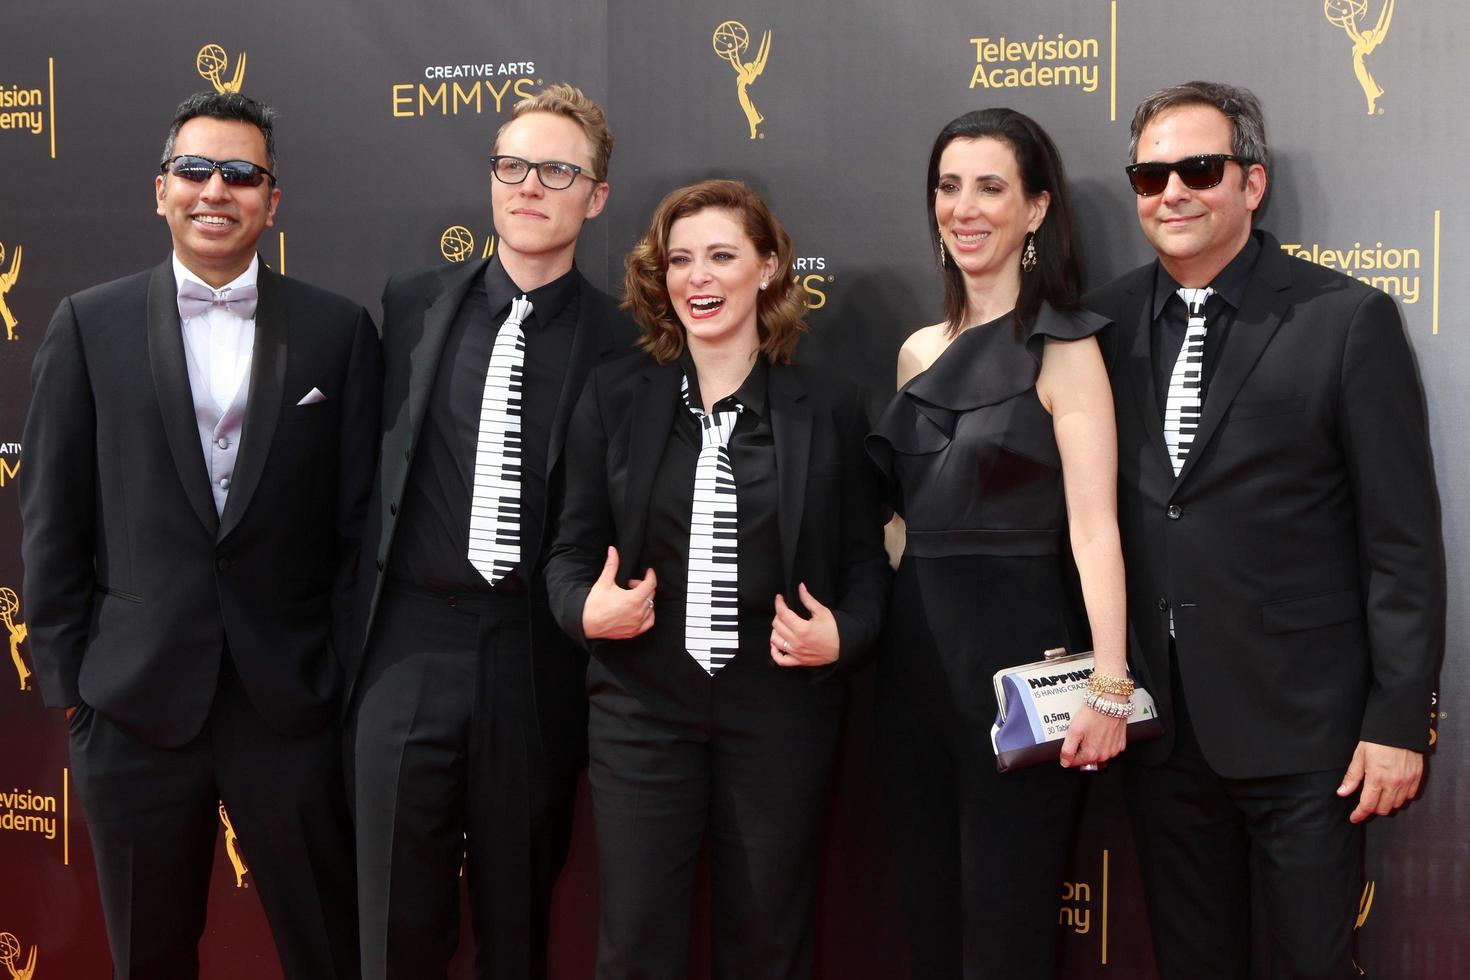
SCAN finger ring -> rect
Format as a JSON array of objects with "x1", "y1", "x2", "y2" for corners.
[
  {"x1": 783, "y1": 640, "x2": 790, "y2": 652},
  {"x1": 647, "y1": 598, "x2": 654, "y2": 608}
]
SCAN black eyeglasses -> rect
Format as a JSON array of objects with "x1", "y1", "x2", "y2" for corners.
[
  {"x1": 1124, "y1": 154, "x2": 1248, "y2": 197},
  {"x1": 489, "y1": 155, "x2": 592, "y2": 190},
  {"x1": 161, "y1": 154, "x2": 276, "y2": 188}
]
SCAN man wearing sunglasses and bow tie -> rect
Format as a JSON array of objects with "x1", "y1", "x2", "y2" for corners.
[
  {"x1": 1087, "y1": 80, "x2": 1442, "y2": 979},
  {"x1": 20, "y1": 91, "x2": 379, "y2": 978}
]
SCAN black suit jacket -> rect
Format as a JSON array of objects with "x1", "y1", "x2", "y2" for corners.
[
  {"x1": 20, "y1": 259, "x2": 382, "y2": 747},
  {"x1": 348, "y1": 257, "x2": 638, "y2": 777},
  {"x1": 543, "y1": 356, "x2": 890, "y2": 681},
  {"x1": 1088, "y1": 231, "x2": 1443, "y2": 778}
]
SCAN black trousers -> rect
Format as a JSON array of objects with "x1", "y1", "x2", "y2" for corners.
[
  {"x1": 586, "y1": 660, "x2": 842, "y2": 980},
  {"x1": 348, "y1": 583, "x2": 576, "y2": 980},
  {"x1": 68, "y1": 656, "x2": 359, "y2": 980},
  {"x1": 879, "y1": 561, "x2": 1086, "y2": 980},
  {"x1": 1122, "y1": 653, "x2": 1363, "y2": 980}
]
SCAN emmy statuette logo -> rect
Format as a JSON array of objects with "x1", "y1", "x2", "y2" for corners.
[
  {"x1": 712, "y1": 21, "x2": 771, "y2": 139},
  {"x1": 1355, "y1": 880, "x2": 1375, "y2": 929},
  {"x1": 1324, "y1": 0, "x2": 1394, "y2": 113},
  {"x1": 0, "y1": 931, "x2": 37, "y2": 980},
  {"x1": 440, "y1": 225, "x2": 495, "y2": 263},
  {"x1": 196, "y1": 44, "x2": 247, "y2": 94},
  {"x1": 1429, "y1": 690, "x2": 1441, "y2": 747},
  {"x1": 1, "y1": 589, "x2": 28, "y2": 692},
  {"x1": 441, "y1": 226, "x2": 476, "y2": 263},
  {"x1": 0, "y1": 242, "x2": 21, "y2": 341},
  {"x1": 1350, "y1": 879, "x2": 1375, "y2": 974},
  {"x1": 219, "y1": 803, "x2": 250, "y2": 888}
]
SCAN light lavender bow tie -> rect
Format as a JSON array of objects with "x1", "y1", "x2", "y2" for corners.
[{"x1": 177, "y1": 279, "x2": 258, "y2": 320}]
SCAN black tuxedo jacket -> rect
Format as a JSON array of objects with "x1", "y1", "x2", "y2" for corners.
[
  {"x1": 20, "y1": 259, "x2": 382, "y2": 747},
  {"x1": 543, "y1": 356, "x2": 891, "y2": 681},
  {"x1": 1088, "y1": 231, "x2": 1442, "y2": 778},
  {"x1": 348, "y1": 258, "x2": 638, "y2": 776}
]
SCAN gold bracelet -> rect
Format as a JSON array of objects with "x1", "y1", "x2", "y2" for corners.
[{"x1": 1087, "y1": 672, "x2": 1135, "y2": 698}]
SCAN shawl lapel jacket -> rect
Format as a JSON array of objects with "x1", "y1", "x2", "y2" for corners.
[{"x1": 21, "y1": 258, "x2": 382, "y2": 746}]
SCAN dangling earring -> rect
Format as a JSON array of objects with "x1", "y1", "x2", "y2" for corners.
[
  {"x1": 937, "y1": 225, "x2": 948, "y2": 268},
  {"x1": 1021, "y1": 232, "x2": 1038, "y2": 273}
]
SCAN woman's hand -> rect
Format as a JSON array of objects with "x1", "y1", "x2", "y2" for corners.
[
  {"x1": 769, "y1": 583, "x2": 841, "y2": 667},
  {"x1": 1059, "y1": 698, "x2": 1128, "y2": 768},
  {"x1": 582, "y1": 546, "x2": 657, "y2": 641}
]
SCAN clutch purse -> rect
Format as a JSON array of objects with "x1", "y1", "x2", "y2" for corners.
[{"x1": 990, "y1": 647, "x2": 1164, "y2": 772}]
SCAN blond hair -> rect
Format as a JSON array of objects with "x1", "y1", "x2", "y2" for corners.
[{"x1": 496, "y1": 82, "x2": 614, "y2": 180}]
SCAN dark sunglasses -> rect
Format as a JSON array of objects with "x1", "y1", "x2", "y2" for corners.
[
  {"x1": 161, "y1": 154, "x2": 276, "y2": 188},
  {"x1": 1124, "y1": 154, "x2": 1247, "y2": 196}
]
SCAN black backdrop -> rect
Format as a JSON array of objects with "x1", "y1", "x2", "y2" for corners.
[{"x1": 2, "y1": 1, "x2": 1464, "y2": 976}]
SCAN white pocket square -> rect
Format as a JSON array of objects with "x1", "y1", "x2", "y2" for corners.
[{"x1": 297, "y1": 387, "x2": 327, "y2": 406}]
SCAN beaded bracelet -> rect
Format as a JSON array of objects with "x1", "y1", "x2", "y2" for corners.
[
  {"x1": 1083, "y1": 691, "x2": 1135, "y2": 720},
  {"x1": 1087, "y1": 672, "x2": 1135, "y2": 698}
]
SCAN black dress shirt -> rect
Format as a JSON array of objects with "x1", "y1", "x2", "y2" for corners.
[
  {"x1": 390, "y1": 258, "x2": 579, "y2": 592},
  {"x1": 614, "y1": 357, "x2": 787, "y2": 702},
  {"x1": 1150, "y1": 234, "x2": 1261, "y2": 420}
]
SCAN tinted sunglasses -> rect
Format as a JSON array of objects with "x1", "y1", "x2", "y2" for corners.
[
  {"x1": 1124, "y1": 154, "x2": 1247, "y2": 196},
  {"x1": 161, "y1": 154, "x2": 276, "y2": 188}
]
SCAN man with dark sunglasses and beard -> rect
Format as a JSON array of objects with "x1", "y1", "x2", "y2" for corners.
[
  {"x1": 20, "y1": 90, "x2": 378, "y2": 978},
  {"x1": 1087, "y1": 80, "x2": 1442, "y2": 979}
]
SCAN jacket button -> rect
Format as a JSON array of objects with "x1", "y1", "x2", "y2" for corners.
[
  {"x1": 1157, "y1": 597, "x2": 1169, "y2": 611},
  {"x1": 217, "y1": 557, "x2": 230, "y2": 572},
  {"x1": 1166, "y1": 504, "x2": 1182, "y2": 520}
]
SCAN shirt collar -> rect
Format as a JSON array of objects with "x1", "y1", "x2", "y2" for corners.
[
  {"x1": 483, "y1": 255, "x2": 579, "y2": 327},
  {"x1": 171, "y1": 252, "x2": 259, "y2": 298},
  {"x1": 1150, "y1": 232, "x2": 1262, "y2": 320},
  {"x1": 680, "y1": 353, "x2": 769, "y2": 419}
]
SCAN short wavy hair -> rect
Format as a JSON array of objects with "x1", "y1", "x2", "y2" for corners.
[{"x1": 624, "y1": 179, "x2": 806, "y2": 365}]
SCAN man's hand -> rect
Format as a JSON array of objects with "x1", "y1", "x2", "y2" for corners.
[
  {"x1": 65, "y1": 705, "x2": 76, "y2": 721},
  {"x1": 1338, "y1": 740, "x2": 1423, "y2": 824},
  {"x1": 769, "y1": 583, "x2": 840, "y2": 667},
  {"x1": 581, "y1": 547, "x2": 657, "y2": 641}
]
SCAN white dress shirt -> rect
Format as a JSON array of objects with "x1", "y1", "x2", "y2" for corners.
[{"x1": 172, "y1": 253, "x2": 257, "y2": 517}]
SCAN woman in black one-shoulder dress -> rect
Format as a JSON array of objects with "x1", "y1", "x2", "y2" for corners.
[{"x1": 868, "y1": 108, "x2": 1132, "y2": 980}]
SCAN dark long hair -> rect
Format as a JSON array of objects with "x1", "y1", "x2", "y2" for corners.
[{"x1": 926, "y1": 108, "x2": 1082, "y2": 335}]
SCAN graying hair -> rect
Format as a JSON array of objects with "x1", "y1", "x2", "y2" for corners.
[
  {"x1": 160, "y1": 91, "x2": 278, "y2": 175},
  {"x1": 1127, "y1": 80, "x2": 1268, "y2": 173}
]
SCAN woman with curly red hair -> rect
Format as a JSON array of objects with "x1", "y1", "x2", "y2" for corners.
[{"x1": 545, "y1": 179, "x2": 889, "y2": 978}]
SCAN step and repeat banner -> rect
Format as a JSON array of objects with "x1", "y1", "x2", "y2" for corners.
[{"x1": 1, "y1": 0, "x2": 1464, "y2": 976}]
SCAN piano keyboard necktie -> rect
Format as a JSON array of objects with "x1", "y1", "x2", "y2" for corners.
[
  {"x1": 1163, "y1": 287, "x2": 1214, "y2": 476},
  {"x1": 467, "y1": 295, "x2": 531, "y2": 585},
  {"x1": 682, "y1": 375, "x2": 742, "y2": 676}
]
